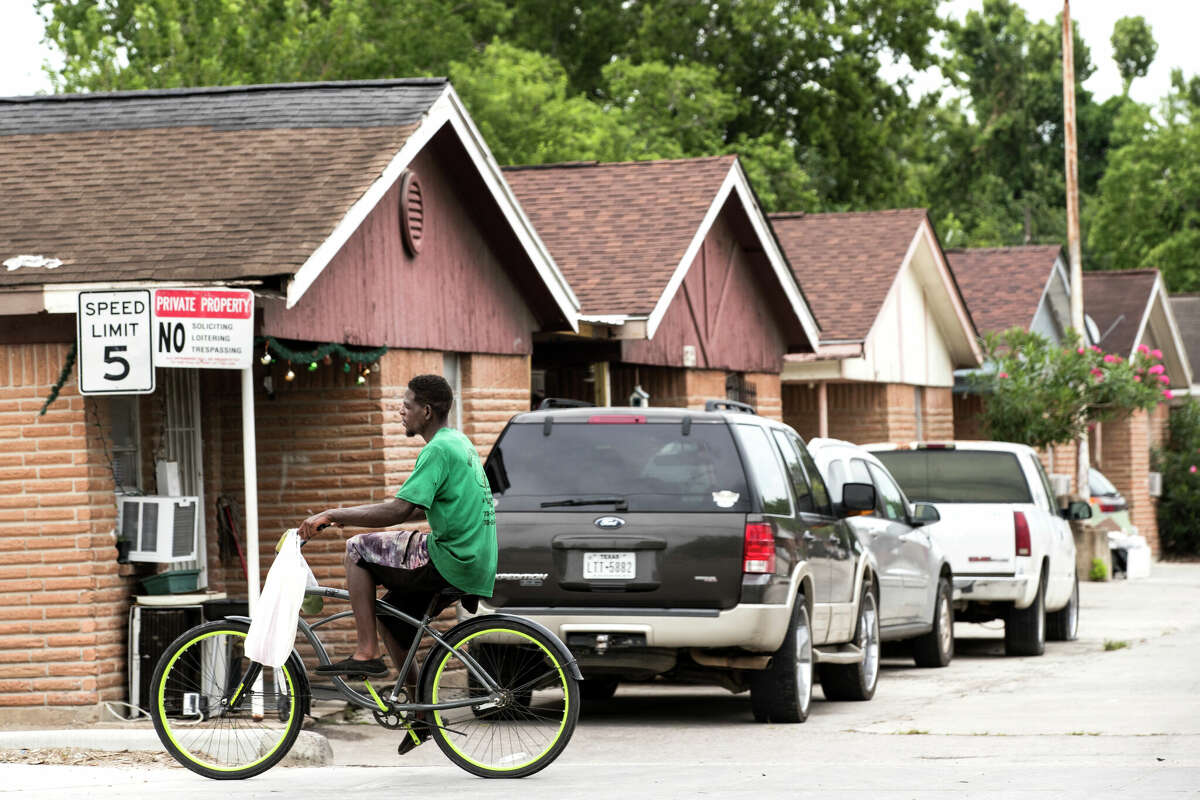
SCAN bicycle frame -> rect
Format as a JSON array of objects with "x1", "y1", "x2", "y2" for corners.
[{"x1": 226, "y1": 585, "x2": 506, "y2": 719}]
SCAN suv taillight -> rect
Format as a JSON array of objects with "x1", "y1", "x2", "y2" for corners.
[
  {"x1": 1014, "y1": 511, "x2": 1031, "y2": 557},
  {"x1": 743, "y1": 522, "x2": 776, "y2": 574}
]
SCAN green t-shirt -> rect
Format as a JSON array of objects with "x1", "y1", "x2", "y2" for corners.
[{"x1": 395, "y1": 427, "x2": 497, "y2": 597}]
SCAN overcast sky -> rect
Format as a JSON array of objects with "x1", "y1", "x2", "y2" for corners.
[{"x1": 1, "y1": 1, "x2": 1196, "y2": 105}]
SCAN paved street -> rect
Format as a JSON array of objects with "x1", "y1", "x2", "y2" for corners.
[{"x1": 4, "y1": 563, "x2": 1199, "y2": 798}]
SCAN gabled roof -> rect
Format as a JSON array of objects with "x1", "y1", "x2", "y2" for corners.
[
  {"x1": 769, "y1": 209, "x2": 934, "y2": 341},
  {"x1": 1083, "y1": 269, "x2": 1161, "y2": 357},
  {"x1": 946, "y1": 246, "x2": 1064, "y2": 335},
  {"x1": 504, "y1": 157, "x2": 818, "y2": 347},
  {"x1": 0, "y1": 80, "x2": 578, "y2": 326}
]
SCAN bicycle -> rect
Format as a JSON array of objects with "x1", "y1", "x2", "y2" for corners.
[{"x1": 148, "y1": 583, "x2": 582, "y2": 780}]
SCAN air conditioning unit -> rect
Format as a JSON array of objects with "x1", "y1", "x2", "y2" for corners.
[
  {"x1": 117, "y1": 495, "x2": 200, "y2": 563},
  {"x1": 1148, "y1": 471, "x2": 1163, "y2": 498}
]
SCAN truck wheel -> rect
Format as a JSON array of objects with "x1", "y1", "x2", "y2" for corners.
[
  {"x1": 1004, "y1": 571, "x2": 1046, "y2": 656},
  {"x1": 818, "y1": 586, "x2": 880, "y2": 701},
  {"x1": 750, "y1": 594, "x2": 813, "y2": 723},
  {"x1": 911, "y1": 577, "x2": 954, "y2": 668},
  {"x1": 1046, "y1": 572, "x2": 1080, "y2": 641}
]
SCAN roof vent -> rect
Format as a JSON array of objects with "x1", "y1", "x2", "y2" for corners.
[{"x1": 399, "y1": 170, "x2": 424, "y2": 256}]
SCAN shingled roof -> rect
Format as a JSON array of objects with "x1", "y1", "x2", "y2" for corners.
[
  {"x1": 769, "y1": 209, "x2": 934, "y2": 341},
  {"x1": 946, "y1": 246, "x2": 1063, "y2": 335},
  {"x1": 504, "y1": 157, "x2": 736, "y2": 317},
  {"x1": 0, "y1": 81, "x2": 444, "y2": 290},
  {"x1": 1083, "y1": 269, "x2": 1160, "y2": 357}
]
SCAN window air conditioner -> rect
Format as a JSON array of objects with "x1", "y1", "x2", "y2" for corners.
[
  {"x1": 1148, "y1": 472, "x2": 1163, "y2": 498},
  {"x1": 117, "y1": 495, "x2": 200, "y2": 563}
]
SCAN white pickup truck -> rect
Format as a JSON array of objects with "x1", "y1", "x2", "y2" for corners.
[{"x1": 865, "y1": 441, "x2": 1091, "y2": 656}]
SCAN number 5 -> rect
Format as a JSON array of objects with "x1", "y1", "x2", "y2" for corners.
[{"x1": 103, "y1": 345, "x2": 130, "y2": 380}]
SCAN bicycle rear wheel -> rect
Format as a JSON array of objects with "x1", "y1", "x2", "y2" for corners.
[
  {"x1": 149, "y1": 620, "x2": 308, "y2": 780},
  {"x1": 421, "y1": 617, "x2": 579, "y2": 778}
]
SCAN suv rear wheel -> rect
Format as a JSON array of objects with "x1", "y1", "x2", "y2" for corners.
[
  {"x1": 819, "y1": 585, "x2": 880, "y2": 701},
  {"x1": 750, "y1": 594, "x2": 813, "y2": 723}
]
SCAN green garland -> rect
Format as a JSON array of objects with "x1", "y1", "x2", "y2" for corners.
[
  {"x1": 39, "y1": 343, "x2": 77, "y2": 416},
  {"x1": 256, "y1": 336, "x2": 388, "y2": 366}
]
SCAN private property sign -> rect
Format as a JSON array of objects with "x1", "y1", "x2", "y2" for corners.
[
  {"x1": 153, "y1": 288, "x2": 254, "y2": 369},
  {"x1": 77, "y1": 287, "x2": 255, "y2": 394}
]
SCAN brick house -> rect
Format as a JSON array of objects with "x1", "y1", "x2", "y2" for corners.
[
  {"x1": 0, "y1": 80, "x2": 578, "y2": 721},
  {"x1": 502, "y1": 157, "x2": 820, "y2": 420},
  {"x1": 946, "y1": 246, "x2": 1080, "y2": 483},
  {"x1": 768, "y1": 210, "x2": 981, "y2": 442},
  {"x1": 1083, "y1": 269, "x2": 1192, "y2": 554}
]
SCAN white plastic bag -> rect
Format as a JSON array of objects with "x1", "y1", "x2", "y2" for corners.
[{"x1": 244, "y1": 529, "x2": 315, "y2": 667}]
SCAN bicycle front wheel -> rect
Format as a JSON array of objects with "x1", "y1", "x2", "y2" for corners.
[
  {"x1": 421, "y1": 617, "x2": 579, "y2": 778},
  {"x1": 149, "y1": 620, "x2": 308, "y2": 780}
]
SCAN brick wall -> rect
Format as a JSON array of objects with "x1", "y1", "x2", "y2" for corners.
[
  {"x1": 745, "y1": 372, "x2": 782, "y2": 421},
  {"x1": 460, "y1": 354, "x2": 530, "y2": 457},
  {"x1": 1094, "y1": 409, "x2": 1157, "y2": 554},
  {"x1": 783, "y1": 381, "x2": 944, "y2": 445},
  {"x1": 922, "y1": 387, "x2": 954, "y2": 440},
  {"x1": 0, "y1": 343, "x2": 138, "y2": 724}
]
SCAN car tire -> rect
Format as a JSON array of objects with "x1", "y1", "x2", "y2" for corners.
[
  {"x1": 750, "y1": 594, "x2": 813, "y2": 723},
  {"x1": 818, "y1": 585, "x2": 880, "y2": 701},
  {"x1": 910, "y1": 576, "x2": 954, "y2": 668},
  {"x1": 1004, "y1": 569, "x2": 1046, "y2": 656},
  {"x1": 1046, "y1": 572, "x2": 1080, "y2": 641},
  {"x1": 581, "y1": 678, "x2": 619, "y2": 703}
]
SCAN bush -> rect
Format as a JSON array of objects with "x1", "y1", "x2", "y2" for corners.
[
  {"x1": 1089, "y1": 557, "x2": 1108, "y2": 582},
  {"x1": 1154, "y1": 399, "x2": 1200, "y2": 556}
]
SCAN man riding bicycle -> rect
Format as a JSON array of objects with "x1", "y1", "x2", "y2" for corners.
[{"x1": 297, "y1": 373, "x2": 497, "y2": 752}]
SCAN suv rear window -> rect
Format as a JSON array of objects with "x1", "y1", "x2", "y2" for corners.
[
  {"x1": 487, "y1": 422, "x2": 751, "y2": 512},
  {"x1": 873, "y1": 449, "x2": 1032, "y2": 504}
]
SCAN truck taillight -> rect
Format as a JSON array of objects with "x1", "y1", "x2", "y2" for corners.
[
  {"x1": 1014, "y1": 511, "x2": 1031, "y2": 556},
  {"x1": 743, "y1": 522, "x2": 776, "y2": 574}
]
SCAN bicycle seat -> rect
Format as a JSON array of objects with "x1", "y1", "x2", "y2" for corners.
[{"x1": 437, "y1": 587, "x2": 479, "y2": 614}]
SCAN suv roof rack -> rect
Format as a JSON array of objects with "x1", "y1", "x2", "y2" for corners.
[
  {"x1": 704, "y1": 399, "x2": 756, "y2": 414},
  {"x1": 538, "y1": 397, "x2": 595, "y2": 410}
]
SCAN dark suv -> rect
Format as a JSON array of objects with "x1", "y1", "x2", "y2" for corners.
[{"x1": 473, "y1": 403, "x2": 883, "y2": 723}]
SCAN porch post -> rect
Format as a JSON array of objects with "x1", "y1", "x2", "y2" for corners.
[
  {"x1": 241, "y1": 366, "x2": 260, "y2": 610},
  {"x1": 818, "y1": 382, "x2": 829, "y2": 438}
]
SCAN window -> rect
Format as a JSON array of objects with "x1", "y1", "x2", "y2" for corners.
[
  {"x1": 825, "y1": 459, "x2": 848, "y2": 504},
  {"x1": 735, "y1": 424, "x2": 791, "y2": 516},
  {"x1": 772, "y1": 429, "x2": 813, "y2": 512},
  {"x1": 109, "y1": 396, "x2": 141, "y2": 492},
  {"x1": 848, "y1": 458, "x2": 872, "y2": 485},
  {"x1": 867, "y1": 462, "x2": 907, "y2": 522},
  {"x1": 791, "y1": 435, "x2": 832, "y2": 516},
  {"x1": 873, "y1": 450, "x2": 1033, "y2": 504},
  {"x1": 1031, "y1": 456, "x2": 1058, "y2": 513},
  {"x1": 487, "y1": 421, "x2": 751, "y2": 513}
]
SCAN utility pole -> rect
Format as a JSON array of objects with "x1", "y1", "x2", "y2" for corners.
[{"x1": 1063, "y1": 0, "x2": 1089, "y2": 498}]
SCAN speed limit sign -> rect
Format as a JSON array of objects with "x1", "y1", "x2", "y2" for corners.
[{"x1": 77, "y1": 289, "x2": 155, "y2": 395}]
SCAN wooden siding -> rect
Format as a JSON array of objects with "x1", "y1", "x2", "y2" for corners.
[
  {"x1": 262, "y1": 129, "x2": 539, "y2": 355},
  {"x1": 620, "y1": 199, "x2": 795, "y2": 373}
]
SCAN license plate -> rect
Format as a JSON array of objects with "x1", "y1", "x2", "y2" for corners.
[{"x1": 583, "y1": 551, "x2": 636, "y2": 580}]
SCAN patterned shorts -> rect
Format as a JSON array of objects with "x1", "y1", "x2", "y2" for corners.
[{"x1": 345, "y1": 530, "x2": 430, "y2": 571}]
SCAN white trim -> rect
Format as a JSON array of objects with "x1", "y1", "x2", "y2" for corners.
[
  {"x1": 284, "y1": 85, "x2": 579, "y2": 329},
  {"x1": 41, "y1": 280, "x2": 254, "y2": 314},
  {"x1": 644, "y1": 160, "x2": 819, "y2": 350},
  {"x1": 919, "y1": 219, "x2": 983, "y2": 364},
  {"x1": 1129, "y1": 275, "x2": 1158, "y2": 360}
]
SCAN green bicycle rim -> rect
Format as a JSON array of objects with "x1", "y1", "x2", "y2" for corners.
[
  {"x1": 431, "y1": 627, "x2": 569, "y2": 773},
  {"x1": 157, "y1": 628, "x2": 297, "y2": 773}
]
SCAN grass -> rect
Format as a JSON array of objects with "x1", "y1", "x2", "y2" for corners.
[
  {"x1": 895, "y1": 729, "x2": 929, "y2": 735},
  {"x1": 1103, "y1": 639, "x2": 1130, "y2": 651},
  {"x1": 1069, "y1": 731, "x2": 1101, "y2": 736}
]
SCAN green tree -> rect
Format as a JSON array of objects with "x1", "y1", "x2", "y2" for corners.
[
  {"x1": 1154, "y1": 398, "x2": 1200, "y2": 556},
  {"x1": 1088, "y1": 72, "x2": 1200, "y2": 289},
  {"x1": 931, "y1": 0, "x2": 1116, "y2": 249},
  {"x1": 1111, "y1": 16, "x2": 1157, "y2": 96}
]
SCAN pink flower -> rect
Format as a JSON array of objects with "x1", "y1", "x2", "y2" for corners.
[
  {"x1": 1163, "y1": 389, "x2": 1174, "y2": 399},
  {"x1": 998, "y1": 372, "x2": 1009, "y2": 379},
  {"x1": 1090, "y1": 368, "x2": 1104, "y2": 379},
  {"x1": 1159, "y1": 374, "x2": 1171, "y2": 385},
  {"x1": 1104, "y1": 354, "x2": 1116, "y2": 363},
  {"x1": 1077, "y1": 347, "x2": 1086, "y2": 355},
  {"x1": 1091, "y1": 345, "x2": 1102, "y2": 353},
  {"x1": 1152, "y1": 349, "x2": 1163, "y2": 359},
  {"x1": 1149, "y1": 364, "x2": 1166, "y2": 375},
  {"x1": 1134, "y1": 376, "x2": 1142, "y2": 382},
  {"x1": 1138, "y1": 344, "x2": 1150, "y2": 355},
  {"x1": 1191, "y1": 465, "x2": 1197, "y2": 474}
]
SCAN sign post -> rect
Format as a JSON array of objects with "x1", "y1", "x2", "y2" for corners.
[{"x1": 77, "y1": 290, "x2": 155, "y2": 395}]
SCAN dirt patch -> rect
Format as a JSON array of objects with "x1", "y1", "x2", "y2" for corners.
[{"x1": 0, "y1": 747, "x2": 180, "y2": 768}]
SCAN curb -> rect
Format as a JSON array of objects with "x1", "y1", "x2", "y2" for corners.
[{"x1": 0, "y1": 728, "x2": 334, "y2": 766}]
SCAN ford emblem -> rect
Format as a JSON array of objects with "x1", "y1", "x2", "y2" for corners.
[{"x1": 594, "y1": 516, "x2": 626, "y2": 529}]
